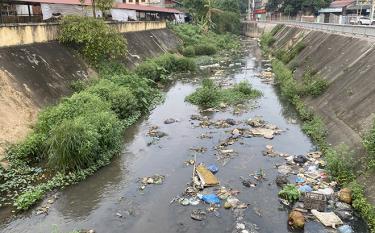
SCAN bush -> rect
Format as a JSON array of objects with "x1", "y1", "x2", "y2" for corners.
[
  {"x1": 6, "y1": 132, "x2": 46, "y2": 161},
  {"x1": 186, "y1": 79, "x2": 222, "y2": 108},
  {"x1": 194, "y1": 44, "x2": 217, "y2": 56},
  {"x1": 47, "y1": 111, "x2": 122, "y2": 171},
  {"x1": 86, "y1": 79, "x2": 138, "y2": 119},
  {"x1": 181, "y1": 46, "x2": 195, "y2": 57},
  {"x1": 298, "y1": 69, "x2": 328, "y2": 97},
  {"x1": 212, "y1": 11, "x2": 241, "y2": 34},
  {"x1": 186, "y1": 80, "x2": 261, "y2": 108},
  {"x1": 59, "y1": 15, "x2": 127, "y2": 64},
  {"x1": 14, "y1": 186, "x2": 44, "y2": 210},
  {"x1": 260, "y1": 32, "x2": 276, "y2": 50},
  {"x1": 325, "y1": 145, "x2": 355, "y2": 184},
  {"x1": 36, "y1": 92, "x2": 111, "y2": 134},
  {"x1": 278, "y1": 184, "x2": 301, "y2": 202}
]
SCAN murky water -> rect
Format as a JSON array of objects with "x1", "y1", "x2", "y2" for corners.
[{"x1": 0, "y1": 40, "x2": 368, "y2": 233}]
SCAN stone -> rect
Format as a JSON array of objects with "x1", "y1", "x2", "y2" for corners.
[
  {"x1": 164, "y1": 118, "x2": 176, "y2": 124},
  {"x1": 275, "y1": 175, "x2": 288, "y2": 187},
  {"x1": 288, "y1": 210, "x2": 305, "y2": 229},
  {"x1": 338, "y1": 188, "x2": 352, "y2": 204},
  {"x1": 225, "y1": 118, "x2": 236, "y2": 125},
  {"x1": 191, "y1": 209, "x2": 207, "y2": 221},
  {"x1": 335, "y1": 202, "x2": 352, "y2": 211}
]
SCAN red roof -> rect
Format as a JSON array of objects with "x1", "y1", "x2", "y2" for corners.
[
  {"x1": 329, "y1": 0, "x2": 354, "y2": 8},
  {"x1": 115, "y1": 3, "x2": 182, "y2": 13},
  {"x1": 17, "y1": 0, "x2": 182, "y2": 13}
]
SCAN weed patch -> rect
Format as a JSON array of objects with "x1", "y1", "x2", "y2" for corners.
[{"x1": 186, "y1": 79, "x2": 261, "y2": 108}]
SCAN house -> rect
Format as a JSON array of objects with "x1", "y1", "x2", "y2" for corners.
[{"x1": 0, "y1": 0, "x2": 184, "y2": 23}]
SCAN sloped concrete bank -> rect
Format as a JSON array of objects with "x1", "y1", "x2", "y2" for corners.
[
  {"x1": 242, "y1": 22, "x2": 375, "y2": 203},
  {"x1": 0, "y1": 28, "x2": 180, "y2": 159}
]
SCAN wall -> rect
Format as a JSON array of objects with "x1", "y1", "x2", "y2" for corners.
[
  {"x1": 0, "y1": 21, "x2": 167, "y2": 47},
  {"x1": 0, "y1": 28, "x2": 180, "y2": 161},
  {"x1": 240, "y1": 21, "x2": 277, "y2": 37}
]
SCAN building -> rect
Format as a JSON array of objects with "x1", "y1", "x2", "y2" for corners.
[
  {"x1": 318, "y1": 0, "x2": 371, "y2": 24},
  {"x1": 0, "y1": 0, "x2": 184, "y2": 23},
  {"x1": 253, "y1": 0, "x2": 268, "y2": 20}
]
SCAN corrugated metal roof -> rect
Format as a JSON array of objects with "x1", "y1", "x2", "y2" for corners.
[
  {"x1": 329, "y1": 0, "x2": 354, "y2": 8},
  {"x1": 13, "y1": 0, "x2": 183, "y2": 13}
]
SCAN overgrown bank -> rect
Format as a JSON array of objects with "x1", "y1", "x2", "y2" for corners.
[
  {"x1": 260, "y1": 25, "x2": 375, "y2": 231},
  {"x1": 0, "y1": 17, "x2": 241, "y2": 212}
]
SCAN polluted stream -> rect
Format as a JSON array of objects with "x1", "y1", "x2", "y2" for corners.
[{"x1": 0, "y1": 40, "x2": 368, "y2": 233}]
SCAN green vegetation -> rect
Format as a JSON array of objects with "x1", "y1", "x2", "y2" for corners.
[
  {"x1": 325, "y1": 145, "x2": 355, "y2": 184},
  {"x1": 171, "y1": 24, "x2": 240, "y2": 57},
  {"x1": 275, "y1": 42, "x2": 306, "y2": 64},
  {"x1": 59, "y1": 16, "x2": 127, "y2": 64},
  {"x1": 364, "y1": 120, "x2": 375, "y2": 169},
  {"x1": 134, "y1": 53, "x2": 196, "y2": 82},
  {"x1": 297, "y1": 69, "x2": 328, "y2": 97},
  {"x1": 278, "y1": 184, "x2": 301, "y2": 202},
  {"x1": 186, "y1": 79, "x2": 261, "y2": 108}
]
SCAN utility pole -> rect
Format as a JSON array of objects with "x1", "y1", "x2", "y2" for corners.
[{"x1": 371, "y1": 0, "x2": 375, "y2": 21}]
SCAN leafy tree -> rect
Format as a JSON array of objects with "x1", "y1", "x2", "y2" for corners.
[
  {"x1": 266, "y1": 0, "x2": 330, "y2": 15},
  {"x1": 79, "y1": 0, "x2": 113, "y2": 18}
]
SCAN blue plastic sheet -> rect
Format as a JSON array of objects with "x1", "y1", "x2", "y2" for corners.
[
  {"x1": 298, "y1": 185, "x2": 312, "y2": 193},
  {"x1": 295, "y1": 177, "x2": 305, "y2": 183},
  {"x1": 199, "y1": 194, "x2": 221, "y2": 204}
]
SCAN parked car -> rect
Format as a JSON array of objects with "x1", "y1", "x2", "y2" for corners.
[{"x1": 349, "y1": 16, "x2": 373, "y2": 25}]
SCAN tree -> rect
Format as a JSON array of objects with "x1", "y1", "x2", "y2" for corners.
[
  {"x1": 266, "y1": 0, "x2": 330, "y2": 15},
  {"x1": 80, "y1": 0, "x2": 113, "y2": 18}
]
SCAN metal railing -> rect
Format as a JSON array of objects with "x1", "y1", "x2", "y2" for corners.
[{"x1": 256, "y1": 20, "x2": 375, "y2": 38}]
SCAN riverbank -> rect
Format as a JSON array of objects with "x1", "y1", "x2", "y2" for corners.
[{"x1": 259, "y1": 24, "x2": 375, "y2": 232}]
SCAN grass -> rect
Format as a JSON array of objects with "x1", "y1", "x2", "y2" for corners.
[
  {"x1": 278, "y1": 184, "x2": 301, "y2": 202},
  {"x1": 186, "y1": 79, "x2": 261, "y2": 108}
]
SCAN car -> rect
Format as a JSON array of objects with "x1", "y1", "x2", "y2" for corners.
[{"x1": 350, "y1": 16, "x2": 373, "y2": 25}]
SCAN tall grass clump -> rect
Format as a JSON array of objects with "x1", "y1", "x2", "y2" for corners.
[
  {"x1": 325, "y1": 145, "x2": 355, "y2": 183},
  {"x1": 364, "y1": 119, "x2": 375, "y2": 169}
]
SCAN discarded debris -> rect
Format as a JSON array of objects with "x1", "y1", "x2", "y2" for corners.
[
  {"x1": 190, "y1": 147, "x2": 207, "y2": 153},
  {"x1": 207, "y1": 164, "x2": 219, "y2": 174},
  {"x1": 293, "y1": 155, "x2": 308, "y2": 165},
  {"x1": 275, "y1": 175, "x2": 288, "y2": 187},
  {"x1": 338, "y1": 188, "x2": 352, "y2": 204},
  {"x1": 304, "y1": 192, "x2": 326, "y2": 211},
  {"x1": 139, "y1": 175, "x2": 165, "y2": 190},
  {"x1": 196, "y1": 164, "x2": 219, "y2": 187},
  {"x1": 288, "y1": 210, "x2": 305, "y2": 229},
  {"x1": 147, "y1": 126, "x2": 167, "y2": 138},
  {"x1": 338, "y1": 225, "x2": 354, "y2": 233},
  {"x1": 164, "y1": 118, "x2": 177, "y2": 124},
  {"x1": 311, "y1": 209, "x2": 343, "y2": 228},
  {"x1": 191, "y1": 209, "x2": 207, "y2": 221},
  {"x1": 198, "y1": 193, "x2": 220, "y2": 205}
]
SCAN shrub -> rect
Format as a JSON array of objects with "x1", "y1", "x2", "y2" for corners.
[
  {"x1": 6, "y1": 132, "x2": 46, "y2": 161},
  {"x1": 186, "y1": 80, "x2": 261, "y2": 108},
  {"x1": 278, "y1": 184, "x2": 301, "y2": 202},
  {"x1": 36, "y1": 92, "x2": 111, "y2": 134},
  {"x1": 58, "y1": 15, "x2": 127, "y2": 64},
  {"x1": 181, "y1": 46, "x2": 195, "y2": 57},
  {"x1": 302, "y1": 116, "x2": 327, "y2": 146},
  {"x1": 86, "y1": 79, "x2": 138, "y2": 119},
  {"x1": 186, "y1": 79, "x2": 222, "y2": 108},
  {"x1": 325, "y1": 145, "x2": 355, "y2": 184},
  {"x1": 260, "y1": 32, "x2": 276, "y2": 50},
  {"x1": 194, "y1": 44, "x2": 217, "y2": 56},
  {"x1": 212, "y1": 11, "x2": 241, "y2": 34},
  {"x1": 270, "y1": 24, "x2": 284, "y2": 36},
  {"x1": 47, "y1": 111, "x2": 122, "y2": 172},
  {"x1": 298, "y1": 70, "x2": 328, "y2": 97},
  {"x1": 14, "y1": 186, "x2": 44, "y2": 210}
]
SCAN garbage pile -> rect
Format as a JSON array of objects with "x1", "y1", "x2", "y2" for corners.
[{"x1": 271, "y1": 148, "x2": 356, "y2": 232}]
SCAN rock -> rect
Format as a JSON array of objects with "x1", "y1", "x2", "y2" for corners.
[
  {"x1": 334, "y1": 210, "x2": 353, "y2": 221},
  {"x1": 247, "y1": 117, "x2": 265, "y2": 127},
  {"x1": 164, "y1": 118, "x2": 176, "y2": 124},
  {"x1": 275, "y1": 175, "x2": 288, "y2": 187},
  {"x1": 288, "y1": 210, "x2": 305, "y2": 229},
  {"x1": 191, "y1": 114, "x2": 202, "y2": 121},
  {"x1": 293, "y1": 155, "x2": 308, "y2": 165},
  {"x1": 225, "y1": 118, "x2": 236, "y2": 125},
  {"x1": 232, "y1": 128, "x2": 241, "y2": 137},
  {"x1": 224, "y1": 201, "x2": 232, "y2": 209},
  {"x1": 236, "y1": 223, "x2": 246, "y2": 230},
  {"x1": 191, "y1": 209, "x2": 207, "y2": 221},
  {"x1": 338, "y1": 188, "x2": 352, "y2": 204},
  {"x1": 335, "y1": 201, "x2": 352, "y2": 211},
  {"x1": 242, "y1": 179, "x2": 256, "y2": 188}
]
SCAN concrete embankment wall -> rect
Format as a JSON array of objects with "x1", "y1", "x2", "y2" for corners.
[
  {"x1": 0, "y1": 21, "x2": 166, "y2": 47},
  {"x1": 0, "y1": 28, "x2": 180, "y2": 157}
]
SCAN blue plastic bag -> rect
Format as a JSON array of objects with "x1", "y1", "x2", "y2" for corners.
[
  {"x1": 338, "y1": 225, "x2": 353, "y2": 233},
  {"x1": 207, "y1": 164, "x2": 219, "y2": 174},
  {"x1": 295, "y1": 177, "x2": 305, "y2": 183},
  {"x1": 298, "y1": 185, "x2": 312, "y2": 193},
  {"x1": 199, "y1": 194, "x2": 221, "y2": 204}
]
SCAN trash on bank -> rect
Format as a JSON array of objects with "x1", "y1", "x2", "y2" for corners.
[
  {"x1": 191, "y1": 209, "x2": 207, "y2": 221},
  {"x1": 311, "y1": 209, "x2": 343, "y2": 228},
  {"x1": 139, "y1": 174, "x2": 165, "y2": 190},
  {"x1": 304, "y1": 192, "x2": 326, "y2": 211},
  {"x1": 196, "y1": 164, "x2": 219, "y2": 187},
  {"x1": 198, "y1": 193, "x2": 221, "y2": 205},
  {"x1": 338, "y1": 188, "x2": 352, "y2": 204},
  {"x1": 288, "y1": 210, "x2": 305, "y2": 229}
]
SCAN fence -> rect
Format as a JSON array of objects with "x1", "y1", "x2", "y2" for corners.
[{"x1": 257, "y1": 20, "x2": 375, "y2": 38}]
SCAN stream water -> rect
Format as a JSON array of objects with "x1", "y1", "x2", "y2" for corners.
[{"x1": 0, "y1": 39, "x2": 368, "y2": 233}]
